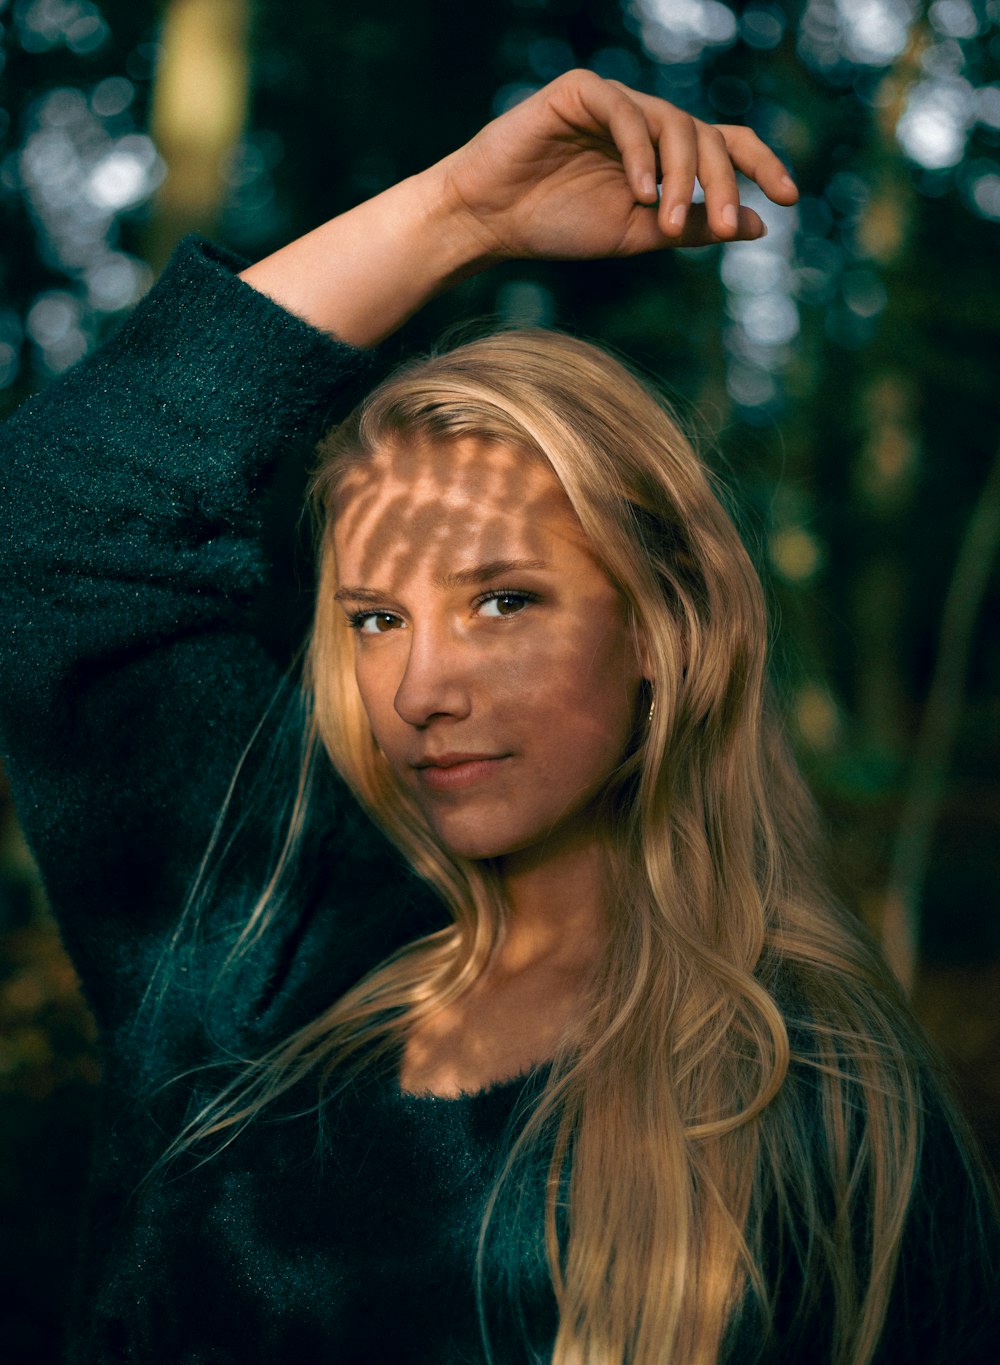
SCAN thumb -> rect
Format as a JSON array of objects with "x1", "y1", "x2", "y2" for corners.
[{"x1": 674, "y1": 202, "x2": 767, "y2": 247}]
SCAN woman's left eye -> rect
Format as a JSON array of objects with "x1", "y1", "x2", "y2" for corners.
[
  {"x1": 349, "y1": 611, "x2": 403, "y2": 634},
  {"x1": 475, "y1": 590, "x2": 536, "y2": 618}
]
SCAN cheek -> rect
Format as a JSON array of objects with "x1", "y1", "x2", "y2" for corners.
[
  {"x1": 352, "y1": 646, "x2": 405, "y2": 739},
  {"x1": 499, "y1": 625, "x2": 640, "y2": 756}
]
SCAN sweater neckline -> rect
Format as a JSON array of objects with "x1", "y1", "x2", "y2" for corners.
[{"x1": 396, "y1": 1060, "x2": 551, "y2": 1104}]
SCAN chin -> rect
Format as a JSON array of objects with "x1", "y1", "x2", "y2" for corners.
[
  {"x1": 419, "y1": 794, "x2": 600, "y2": 865},
  {"x1": 421, "y1": 813, "x2": 530, "y2": 863},
  {"x1": 429, "y1": 828, "x2": 515, "y2": 863}
]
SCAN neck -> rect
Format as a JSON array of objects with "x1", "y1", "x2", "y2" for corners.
[{"x1": 493, "y1": 822, "x2": 610, "y2": 978}]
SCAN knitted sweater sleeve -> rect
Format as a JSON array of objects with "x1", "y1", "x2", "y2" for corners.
[{"x1": 0, "y1": 237, "x2": 435, "y2": 1041}]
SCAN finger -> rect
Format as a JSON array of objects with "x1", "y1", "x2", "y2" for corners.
[
  {"x1": 607, "y1": 92, "x2": 660, "y2": 204},
  {"x1": 717, "y1": 124, "x2": 798, "y2": 205},
  {"x1": 580, "y1": 77, "x2": 659, "y2": 204},
  {"x1": 673, "y1": 202, "x2": 767, "y2": 247},
  {"x1": 654, "y1": 107, "x2": 698, "y2": 239},
  {"x1": 694, "y1": 122, "x2": 742, "y2": 240},
  {"x1": 608, "y1": 81, "x2": 799, "y2": 216}
]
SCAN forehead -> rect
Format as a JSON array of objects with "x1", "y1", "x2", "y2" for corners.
[{"x1": 332, "y1": 436, "x2": 593, "y2": 585}]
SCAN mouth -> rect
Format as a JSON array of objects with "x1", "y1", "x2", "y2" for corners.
[{"x1": 411, "y1": 754, "x2": 511, "y2": 792}]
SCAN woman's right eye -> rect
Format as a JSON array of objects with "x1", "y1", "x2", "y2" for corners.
[{"x1": 349, "y1": 611, "x2": 403, "y2": 634}]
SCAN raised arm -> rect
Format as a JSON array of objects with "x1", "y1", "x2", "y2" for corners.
[{"x1": 240, "y1": 70, "x2": 797, "y2": 346}]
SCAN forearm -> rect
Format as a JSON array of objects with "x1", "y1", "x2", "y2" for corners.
[{"x1": 238, "y1": 164, "x2": 489, "y2": 348}]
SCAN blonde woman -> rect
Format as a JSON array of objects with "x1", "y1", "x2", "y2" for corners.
[{"x1": 0, "y1": 72, "x2": 996, "y2": 1365}]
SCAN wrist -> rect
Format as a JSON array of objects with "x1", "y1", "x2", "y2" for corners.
[
  {"x1": 238, "y1": 163, "x2": 502, "y2": 348},
  {"x1": 403, "y1": 159, "x2": 502, "y2": 285}
]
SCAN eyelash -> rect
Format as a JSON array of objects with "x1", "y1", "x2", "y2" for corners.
[
  {"x1": 473, "y1": 586, "x2": 539, "y2": 616},
  {"x1": 345, "y1": 588, "x2": 539, "y2": 633}
]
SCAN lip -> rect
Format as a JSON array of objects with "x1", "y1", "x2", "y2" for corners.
[{"x1": 412, "y1": 753, "x2": 510, "y2": 792}]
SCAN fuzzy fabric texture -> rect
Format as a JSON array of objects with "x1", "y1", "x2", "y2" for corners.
[{"x1": 0, "y1": 238, "x2": 997, "y2": 1364}]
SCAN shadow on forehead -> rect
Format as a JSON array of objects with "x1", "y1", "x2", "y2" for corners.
[{"x1": 332, "y1": 436, "x2": 580, "y2": 591}]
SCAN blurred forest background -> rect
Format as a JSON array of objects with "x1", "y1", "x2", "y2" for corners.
[{"x1": 1, "y1": 0, "x2": 998, "y2": 1359}]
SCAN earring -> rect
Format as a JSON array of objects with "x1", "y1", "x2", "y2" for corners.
[{"x1": 647, "y1": 684, "x2": 655, "y2": 724}]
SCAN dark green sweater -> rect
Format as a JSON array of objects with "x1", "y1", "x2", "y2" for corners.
[{"x1": 0, "y1": 238, "x2": 996, "y2": 1364}]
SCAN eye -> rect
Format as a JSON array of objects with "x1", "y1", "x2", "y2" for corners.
[
  {"x1": 475, "y1": 589, "x2": 537, "y2": 618},
  {"x1": 348, "y1": 610, "x2": 404, "y2": 634}
]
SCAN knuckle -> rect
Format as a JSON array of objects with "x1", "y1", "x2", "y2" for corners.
[
  {"x1": 726, "y1": 124, "x2": 757, "y2": 145},
  {"x1": 560, "y1": 67, "x2": 599, "y2": 89}
]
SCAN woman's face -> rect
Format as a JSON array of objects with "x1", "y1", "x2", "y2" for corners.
[{"x1": 332, "y1": 436, "x2": 646, "y2": 863}]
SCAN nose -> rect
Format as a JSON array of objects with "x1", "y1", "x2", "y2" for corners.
[{"x1": 392, "y1": 624, "x2": 473, "y2": 728}]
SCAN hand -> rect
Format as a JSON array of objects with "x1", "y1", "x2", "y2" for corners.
[
  {"x1": 240, "y1": 70, "x2": 798, "y2": 347},
  {"x1": 432, "y1": 69, "x2": 798, "y2": 263}
]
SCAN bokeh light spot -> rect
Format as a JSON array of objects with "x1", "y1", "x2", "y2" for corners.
[
  {"x1": 632, "y1": 0, "x2": 738, "y2": 64},
  {"x1": 741, "y1": 3, "x2": 785, "y2": 50},
  {"x1": 90, "y1": 77, "x2": 135, "y2": 120},
  {"x1": 770, "y1": 527, "x2": 823, "y2": 581},
  {"x1": 795, "y1": 684, "x2": 841, "y2": 749},
  {"x1": 976, "y1": 84, "x2": 1000, "y2": 129},
  {"x1": 14, "y1": 0, "x2": 109, "y2": 55},
  {"x1": 929, "y1": 0, "x2": 980, "y2": 39},
  {"x1": 84, "y1": 254, "x2": 152, "y2": 312},
  {"x1": 726, "y1": 362, "x2": 777, "y2": 408},
  {"x1": 799, "y1": 0, "x2": 918, "y2": 71},
  {"x1": 968, "y1": 169, "x2": 1000, "y2": 218},
  {"x1": 86, "y1": 135, "x2": 162, "y2": 211},
  {"x1": 26, "y1": 292, "x2": 79, "y2": 348},
  {"x1": 897, "y1": 77, "x2": 974, "y2": 169},
  {"x1": 739, "y1": 293, "x2": 800, "y2": 346}
]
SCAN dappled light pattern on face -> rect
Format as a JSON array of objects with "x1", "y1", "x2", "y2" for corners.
[
  {"x1": 333, "y1": 437, "x2": 564, "y2": 593},
  {"x1": 331, "y1": 437, "x2": 645, "y2": 865}
]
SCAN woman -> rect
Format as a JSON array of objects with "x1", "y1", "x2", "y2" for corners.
[{"x1": 0, "y1": 72, "x2": 996, "y2": 1365}]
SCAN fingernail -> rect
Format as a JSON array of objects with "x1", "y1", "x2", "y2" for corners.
[
  {"x1": 722, "y1": 203, "x2": 738, "y2": 229},
  {"x1": 669, "y1": 203, "x2": 687, "y2": 228},
  {"x1": 641, "y1": 173, "x2": 657, "y2": 200},
  {"x1": 780, "y1": 174, "x2": 796, "y2": 191},
  {"x1": 758, "y1": 223, "x2": 769, "y2": 238}
]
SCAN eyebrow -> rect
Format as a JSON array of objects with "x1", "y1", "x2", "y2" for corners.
[
  {"x1": 440, "y1": 557, "x2": 549, "y2": 588},
  {"x1": 333, "y1": 558, "x2": 549, "y2": 602}
]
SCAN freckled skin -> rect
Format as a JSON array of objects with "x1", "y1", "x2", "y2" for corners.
[{"x1": 333, "y1": 437, "x2": 646, "y2": 866}]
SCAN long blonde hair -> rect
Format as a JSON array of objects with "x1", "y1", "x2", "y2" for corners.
[{"x1": 177, "y1": 329, "x2": 939, "y2": 1364}]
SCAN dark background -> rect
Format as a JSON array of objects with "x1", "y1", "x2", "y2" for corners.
[{"x1": 2, "y1": 1, "x2": 999, "y2": 1360}]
